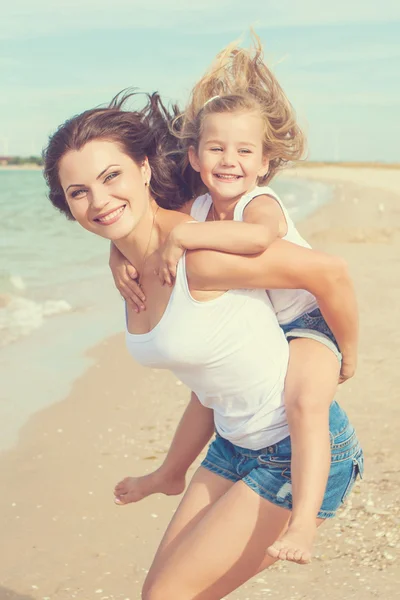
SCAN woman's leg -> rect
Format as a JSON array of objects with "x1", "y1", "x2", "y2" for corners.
[
  {"x1": 267, "y1": 338, "x2": 339, "y2": 564},
  {"x1": 114, "y1": 393, "x2": 214, "y2": 504},
  {"x1": 144, "y1": 466, "x2": 235, "y2": 588},
  {"x1": 143, "y1": 468, "x2": 323, "y2": 600}
]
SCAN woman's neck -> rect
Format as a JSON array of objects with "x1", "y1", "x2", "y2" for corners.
[
  {"x1": 113, "y1": 201, "x2": 191, "y2": 276},
  {"x1": 114, "y1": 199, "x2": 162, "y2": 274}
]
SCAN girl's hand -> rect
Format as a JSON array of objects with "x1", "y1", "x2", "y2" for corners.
[
  {"x1": 339, "y1": 358, "x2": 357, "y2": 384},
  {"x1": 154, "y1": 233, "x2": 185, "y2": 286},
  {"x1": 109, "y1": 247, "x2": 145, "y2": 312}
]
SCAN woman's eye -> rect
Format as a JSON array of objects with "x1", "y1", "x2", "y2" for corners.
[
  {"x1": 104, "y1": 171, "x2": 119, "y2": 183},
  {"x1": 70, "y1": 189, "x2": 87, "y2": 198}
]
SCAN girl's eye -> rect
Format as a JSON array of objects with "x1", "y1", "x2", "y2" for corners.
[
  {"x1": 70, "y1": 189, "x2": 87, "y2": 199},
  {"x1": 104, "y1": 171, "x2": 120, "y2": 183},
  {"x1": 209, "y1": 147, "x2": 222, "y2": 152},
  {"x1": 239, "y1": 149, "x2": 251, "y2": 154}
]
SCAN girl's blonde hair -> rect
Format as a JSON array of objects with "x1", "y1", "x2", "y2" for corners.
[{"x1": 174, "y1": 33, "x2": 306, "y2": 193}]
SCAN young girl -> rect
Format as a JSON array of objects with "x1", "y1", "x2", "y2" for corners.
[{"x1": 110, "y1": 35, "x2": 359, "y2": 565}]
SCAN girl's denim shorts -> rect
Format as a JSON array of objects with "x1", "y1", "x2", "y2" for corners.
[
  {"x1": 281, "y1": 307, "x2": 342, "y2": 363},
  {"x1": 201, "y1": 401, "x2": 363, "y2": 519}
]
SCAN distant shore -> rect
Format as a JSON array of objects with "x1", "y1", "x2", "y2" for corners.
[
  {"x1": 1, "y1": 161, "x2": 399, "y2": 173},
  {"x1": 0, "y1": 164, "x2": 42, "y2": 170},
  {"x1": 295, "y1": 161, "x2": 400, "y2": 170}
]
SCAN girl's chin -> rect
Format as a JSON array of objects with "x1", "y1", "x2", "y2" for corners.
[{"x1": 208, "y1": 185, "x2": 246, "y2": 198}]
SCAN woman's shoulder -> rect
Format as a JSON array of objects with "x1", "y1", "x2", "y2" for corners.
[
  {"x1": 179, "y1": 198, "x2": 196, "y2": 215},
  {"x1": 161, "y1": 207, "x2": 197, "y2": 231}
]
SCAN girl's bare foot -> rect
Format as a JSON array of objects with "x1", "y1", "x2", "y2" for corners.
[
  {"x1": 267, "y1": 520, "x2": 317, "y2": 564},
  {"x1": 114, "y1": 468, "x2": 186, "y2": 505}
]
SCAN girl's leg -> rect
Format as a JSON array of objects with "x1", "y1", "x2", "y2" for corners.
[
  {"x1": 143, "y1": 468, "x2": 323, "y2": 600},
  {"x1": 267, "y1": 338, "x2": 339, "y2": 564}
]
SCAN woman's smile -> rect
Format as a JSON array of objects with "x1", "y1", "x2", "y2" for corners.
[{"x1": 94, "y1": 204, "x2": 126, "y2": 225}]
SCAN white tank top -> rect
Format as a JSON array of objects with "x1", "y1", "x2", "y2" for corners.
[
  {"x1": 125, "y1": 254, "x2": 289, "y2": 450},
  {"x1": 191, "y1": 187, "x2": 318, "y2": 324}
]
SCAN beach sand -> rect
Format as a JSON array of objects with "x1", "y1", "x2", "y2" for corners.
[{"x1": 0, "y1": 166, "x2": 399, "y2": 600}]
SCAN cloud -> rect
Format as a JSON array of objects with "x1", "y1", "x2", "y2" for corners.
[
  {"x1": 296, "y1": 45, "x2": 400, "y2": 67},
  {"x1": 293, "y1": 87, "x2": 400, "y2": 108},
  {"x1": 2, "y1": 0, "x2": 400, "y2": 39}
]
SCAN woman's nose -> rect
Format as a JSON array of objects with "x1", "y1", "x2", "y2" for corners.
[{"x1": 90, "y1": 187, "x2": 109, "y2": 210}]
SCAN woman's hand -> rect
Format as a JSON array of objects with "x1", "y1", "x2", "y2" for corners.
[
  {"x1": 154, "y1": 231, "x2": 185, "y2": 286},
  {"x1": 338, "y1": 357, "x2": 357, "y2": 384},
  {"x1": 109, "y1": 244, "x2": 145, "y2": 312}
]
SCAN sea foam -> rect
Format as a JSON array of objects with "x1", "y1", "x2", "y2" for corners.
[{"x1": 0, "y1": 295, "x2": 72, "y2": 346}]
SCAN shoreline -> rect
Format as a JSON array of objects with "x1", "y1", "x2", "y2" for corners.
[
  {"x1": 1, "y1": 166, "x2": 399, "y2": 599},
  {"x1": 0, "y1": 164, "x2": 42, "y2": 170},
  {"x1": 1, "y1": 161, "x2": 399, "y2": 172}
]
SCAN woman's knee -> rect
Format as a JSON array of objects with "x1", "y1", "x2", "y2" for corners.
[
  {"x1": 141, "y1": 578, "x2": 161, "y2": 600},
  {"x1": 142, "y1": 573, "x2": 174, "y2": 600}
]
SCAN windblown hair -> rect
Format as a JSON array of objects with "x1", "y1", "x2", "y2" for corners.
[
  {"x1": 174, "y1": 32, "x2": 306, "y2": 190},
  {"x1": 43, "y1": 91, "x2": 191, "y2": 220}
]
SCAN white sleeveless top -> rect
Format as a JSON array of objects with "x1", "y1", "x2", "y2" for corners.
[
  {"x1": 191, "y1": 186, "x2": 318, "y2": 324},
  {"x1": 125, "y1": 255, "x2": 289, "y2": 450}
]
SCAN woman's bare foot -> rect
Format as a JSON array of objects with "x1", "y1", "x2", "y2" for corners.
[
  {"x1": 267, "y1": 520, "x2": 317, "y2": 564},
  {"x1": 114, "y1": 468, "x2": 186, "y2": 505}
]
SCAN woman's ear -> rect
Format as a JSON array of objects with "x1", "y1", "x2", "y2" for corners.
[
  {"x1": 142, "y1": 157, "x2": 152, "y2": 185},
  {"x1": 188, "y1": 146, "x2": 201, "y2": 173}
]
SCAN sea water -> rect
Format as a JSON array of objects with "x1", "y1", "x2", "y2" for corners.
[{"x1": 0, "y1": 169, "x2": 333, "y2": 450}]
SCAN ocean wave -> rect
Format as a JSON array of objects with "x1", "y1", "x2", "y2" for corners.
[{"x1": 0, "y1": 295, "x2": 72, "y2": 346}]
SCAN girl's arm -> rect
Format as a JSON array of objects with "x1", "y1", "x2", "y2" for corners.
[
  {"x1": 109, "y1": 243, "x2": 145, "y2": 311},
  {"x1": 187, "y1": 240, "x2": 359, "y2": 379},
  {"x1": 156, "y1": 195, "x2": 281, "y2": 285}
]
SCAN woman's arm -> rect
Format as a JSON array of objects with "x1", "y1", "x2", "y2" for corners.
[{"x1": 186, "y1": 240, "x2": 359, "y2": 376}]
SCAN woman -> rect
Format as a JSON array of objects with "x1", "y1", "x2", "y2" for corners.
[{"x1": 43, "y1": 93, "x2": 363, "y2": 600}]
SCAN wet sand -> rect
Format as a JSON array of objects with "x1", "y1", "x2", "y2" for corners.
[{"x1": 0, "y1": 166, "x2": 399, "y2": 600}]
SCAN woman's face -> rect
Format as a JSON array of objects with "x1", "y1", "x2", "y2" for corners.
[{"x1": 59, "y1": 140, "x2": 150, "y2": 240}]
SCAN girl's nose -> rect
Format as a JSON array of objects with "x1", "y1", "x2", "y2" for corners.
[{"x1": 221, "y1": 150, "x2": 236, "y2": 166}]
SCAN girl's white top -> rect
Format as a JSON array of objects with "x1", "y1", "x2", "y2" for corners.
[
  {"x1": 191, "y1": 186, "x2": 318, "y2": 325},
  {"x1": 125, "y1": 255, "x2": 289, "y2": 450}
]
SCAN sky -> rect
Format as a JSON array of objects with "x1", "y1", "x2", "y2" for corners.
[{"x1": 1, "y1": 0, "x2": 399, "y2": 161}]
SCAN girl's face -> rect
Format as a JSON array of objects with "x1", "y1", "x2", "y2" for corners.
[
  {"x1": 59, "y1": 140, "x2": 150, "y2": 241},
  {"x1": 189, "y1": 110, "x2": 269, "y2": 203}
]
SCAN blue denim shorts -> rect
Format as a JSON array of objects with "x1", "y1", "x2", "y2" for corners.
[
  {"x1": 201, "y1": 401, "x2": 363, "y2": 519},
  {"x1": 281, "y1": 307, "x2": 342, "y2": 363}
]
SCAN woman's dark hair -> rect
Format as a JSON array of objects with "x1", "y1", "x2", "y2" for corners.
[{"x1": 43, "y1": 91, "x2": 193, "y2": 220}]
